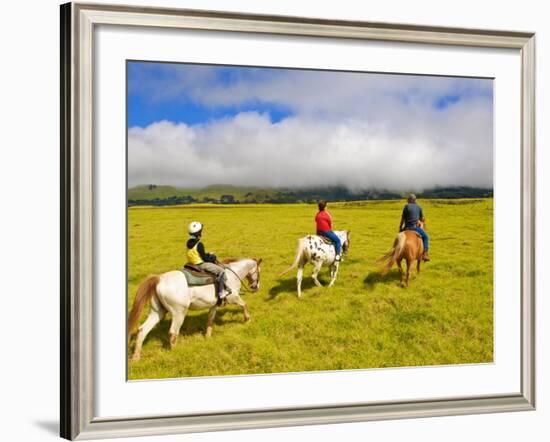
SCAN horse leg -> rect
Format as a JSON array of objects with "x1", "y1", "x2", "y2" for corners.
[
  {"x1": 405, "y1": 259, "x2": 411, "y2": 287},
  {"x1": 205, "y1": 306, "x2": 218, "y2": 338},
  {"x1": 417, "y1": 259, "x2": 421, "y2": 273},
  {"x1": 296, "y1": 264, "x2": 304, "y2": 298},
  {"x1": 397, "y1": 258, "x2": 404, "y2": 285},
  {"x1": 312, "y1": 261, "x2": 323, "y2": 287},
  {"x1": 228, "y1": 293, "x2": 251, "y2": 322},
  {"x1": 132, "y1": 302, "x2": 165, "y2": 362},
  {"x1": 168, "y1": 307, "x2": 187, "y2": 349},
  {"x1": 328, "y1": 263, "x2": 339, "y2": 287}
]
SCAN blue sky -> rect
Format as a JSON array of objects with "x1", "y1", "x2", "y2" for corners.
[
  {"x1": 128, "y1": 63, "x2": 295, "y2": 127},
  {"x1": 127, "y1": 61, "x2": 493, "y2": 190},
  {"x1": 128, "y1": 90, "x2": 293, "y2": 127}
]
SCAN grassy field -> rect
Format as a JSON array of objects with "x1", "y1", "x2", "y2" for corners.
[{"x1": 127, "y1": 199, "x2": 493, "y2": 380}]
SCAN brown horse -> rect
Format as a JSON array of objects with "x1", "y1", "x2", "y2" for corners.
[{"x1": 378, "y1": 221, "x2": 426, "y2": 287}]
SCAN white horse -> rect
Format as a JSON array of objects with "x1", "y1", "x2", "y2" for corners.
[
  {"x1": 128, "y1": 258, "x2": 261, "y2": 362},
  {"x1": 280, "y1": 231, "x2": 350, "y2": 298}
]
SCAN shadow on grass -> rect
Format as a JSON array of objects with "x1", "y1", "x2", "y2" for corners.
[
  {"x1": 340, "y1": 257, "x2": 362, "y2": 265},
  {"x1": 364, "y1": 270, "x2": 402, "y2": 290},
  {"x1": 267, "y1": 276, "x2": 328, "y2": 300},
  {"x1": 131, "y1": 308, "x2": 246, "y2": 350}
]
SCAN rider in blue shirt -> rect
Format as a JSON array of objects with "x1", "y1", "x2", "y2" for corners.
[{"x1": 399, "y1": 194, "x2": 430, "y2": 261}]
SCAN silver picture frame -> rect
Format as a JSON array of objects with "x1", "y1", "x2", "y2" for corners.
[{"x1": 60, "y1": 2, "x2": 536, "y2": 440}]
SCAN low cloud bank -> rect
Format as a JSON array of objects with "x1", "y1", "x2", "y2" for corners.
[{"x1": 129, "y1": 109, "x2": 492, "y2": 191}]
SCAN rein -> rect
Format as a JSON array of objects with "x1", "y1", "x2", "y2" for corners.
[{"x1": 217, "y1": 261, "x2": 259, "y2": 293}]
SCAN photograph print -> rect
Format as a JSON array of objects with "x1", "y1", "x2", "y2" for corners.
[{"x1": 126, "y1": 61, "x2": 494, "y2": 380}]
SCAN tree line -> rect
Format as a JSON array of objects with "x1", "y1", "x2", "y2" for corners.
[{"x1": 128, "y1": 186, "x2": 493, "y2": 207}]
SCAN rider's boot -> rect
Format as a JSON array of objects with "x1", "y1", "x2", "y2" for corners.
[
  {"x1": 215, "y1": 287, "x2": 226, "y2": 307},
  {"x1": 422, "y1": 251, "x2": 430, "y2": 262},
  {"x1": 220, "y1": 286, "x2": 231, "y2": 298}
]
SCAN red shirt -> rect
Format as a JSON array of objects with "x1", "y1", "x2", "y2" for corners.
[{"x1": 315, "y1": 210, "x2": 332, "y2": 233}]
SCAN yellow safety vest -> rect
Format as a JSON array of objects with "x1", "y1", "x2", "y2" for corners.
[{"x1": 187, "y1": 241, "x2": 203, "y2": 265}]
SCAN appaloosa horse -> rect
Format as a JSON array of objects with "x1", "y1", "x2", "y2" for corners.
[
  {"x1": 128, "y1": 258, "x2": 261, "y2": 361},
  {"x1": 280, "y1": 231, "x2": 350, "y2": 298}
]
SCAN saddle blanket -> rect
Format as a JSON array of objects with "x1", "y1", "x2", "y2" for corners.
[{"x1": 179, "y1": 265, "x2": 215, "y2": 286}]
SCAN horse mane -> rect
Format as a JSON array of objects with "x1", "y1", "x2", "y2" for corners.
[
  {"x1": 221, "y1": 257, "x2": 261, "y2": 264},
  {"x1": 220, "y1": 258, "x2": 242, "y2": 264}
]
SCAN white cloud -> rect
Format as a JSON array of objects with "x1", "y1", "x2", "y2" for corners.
[
  {"x1": 128, "y1": 65, "x2": 493, "y2": 190},
  {"x1": 128, "y1": 110, "x2": 492, "y2": 190}
]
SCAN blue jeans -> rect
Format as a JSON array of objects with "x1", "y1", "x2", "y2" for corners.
[
  {"x1": 413, "y1": 226, "x2": 429, "y2": 252},
  {"x1": 319, "y1": 230, "x2": 342, "y2": 255}
]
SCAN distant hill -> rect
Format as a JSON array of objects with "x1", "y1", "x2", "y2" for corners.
[
  {"x1": 128, "y1": 184, "x2": 493, "y2": 206},
  {"x1": 130, "y1": 184, "x2": 276, "y2": 198}
]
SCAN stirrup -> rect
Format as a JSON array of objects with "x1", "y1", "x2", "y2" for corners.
[{"x1": 219, "y1": 288, "x2": 231, "y2": 299}]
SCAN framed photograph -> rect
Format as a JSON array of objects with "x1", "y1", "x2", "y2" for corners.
[{"x1": 60, "y1": 2, "x2": 535, "y2": 440}]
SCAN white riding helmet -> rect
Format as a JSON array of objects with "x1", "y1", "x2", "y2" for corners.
[{"x1": 188, "y1": 221, "x2": 203, "y2": 235}]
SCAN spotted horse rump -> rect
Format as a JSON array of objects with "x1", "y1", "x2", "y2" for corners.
[
  {"x1": 280, "y1": 230, "x2": 350, "y2": 298},
  {"x1": 306, "y1": 235, "x2": 338, "y2": 263}
]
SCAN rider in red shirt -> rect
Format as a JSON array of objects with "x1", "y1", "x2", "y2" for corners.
[{"x1": 315, "y1": 200, "x2": 342, "y2": 261}]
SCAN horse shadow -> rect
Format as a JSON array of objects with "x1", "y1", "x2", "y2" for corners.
[
  {"x1": 267, "y1": 276, "x2": 328, "y2": 300},
  {"x1": 364, "y1": 270, "x2": 402, "y2": 290},
  {"x1": 136, "y1": 308, "x2": 244, "y2": 349}
]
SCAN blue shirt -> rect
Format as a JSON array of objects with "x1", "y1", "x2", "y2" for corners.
[{"x1": 402, "y1": 203, "x2": 423, "y2": 229}]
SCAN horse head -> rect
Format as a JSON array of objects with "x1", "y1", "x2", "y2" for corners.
[
  {"x1": 245, "y1": 258, "x2": 262, "y2": 292},
  {"x1": 342, "y1": 230, "x2": 351, "y2": 254}
]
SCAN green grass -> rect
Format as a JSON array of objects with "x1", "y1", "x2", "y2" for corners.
[{"x1": 127, "y1": 199, "x2": 493, "y2": 380}]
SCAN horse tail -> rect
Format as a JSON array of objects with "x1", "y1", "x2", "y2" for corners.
[
  {"x1": 378, "y1": 233, "x2": 406, "y2": 274},
  {"x1": 128, "y1": 275, "x2": 160, "y2": 341},
  {"x1": 280, "y1": 239, "x2": 305, "y2": 276},
  {"x1": 394, "y1": 232, "x2": 407, "y2": 258}
]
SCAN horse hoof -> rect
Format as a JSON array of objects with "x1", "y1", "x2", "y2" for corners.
[
  {"x1": 169, "y1": 334, "x2": 178, "y2": 348},
  {"x1": 131, "y1": 355, "x2": 140, "y2": 362}
]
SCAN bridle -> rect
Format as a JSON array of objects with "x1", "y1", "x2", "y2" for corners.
[{"x1": 218, "y1": 261, "x2": 260, "y2": 293}]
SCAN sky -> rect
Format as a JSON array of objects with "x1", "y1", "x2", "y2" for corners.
[{"x1": 127, "y1": 61, "x2": 493, "y2": 191}]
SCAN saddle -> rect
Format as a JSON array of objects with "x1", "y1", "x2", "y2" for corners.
[
  {"x1": 317, "y1": 235, "x2": 334, "y2": 245},
  {"x1": 180, "y1": 264, "x2": 216, "y2": 286},
  {"x1": 402, "y1": 228, "x2": 422, "y2": 239}
]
